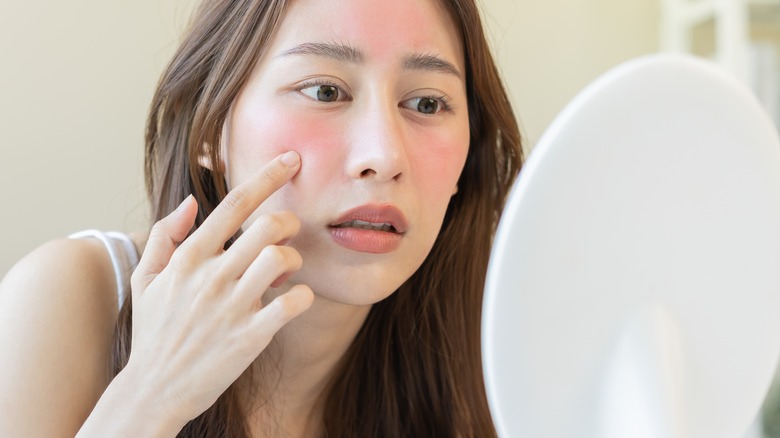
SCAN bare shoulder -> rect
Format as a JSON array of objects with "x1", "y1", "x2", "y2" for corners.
[{"x1": 0, "y1": 237, "x2": 123, "y2": 436}]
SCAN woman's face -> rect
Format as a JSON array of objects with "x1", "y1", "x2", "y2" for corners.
[{"x1": 224, "y1": 0, "x2": 469, "y2": 305}]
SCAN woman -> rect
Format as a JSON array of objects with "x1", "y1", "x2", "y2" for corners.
[{"x1": 0, "y1": 0, "x2": 522, "y2": 436}]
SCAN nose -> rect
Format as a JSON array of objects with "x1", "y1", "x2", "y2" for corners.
[{"x1": 345, "y1": 104, "x2": 409, "y2": 182}]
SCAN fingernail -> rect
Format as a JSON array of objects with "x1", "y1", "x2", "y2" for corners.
[
  {"x1": 175, "y1": 194, "x2": 193, "y2": 212},
  {"x1": 280, "y1": 151, "x2": 300, "y2": 168}
]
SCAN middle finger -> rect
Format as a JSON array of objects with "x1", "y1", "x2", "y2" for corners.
[
  {"x1": 219, "y1": 211, "x2": 300, "y2": 279},
  {"x1": 182, "y1": 151, "x2": 301, "y2": 257}
]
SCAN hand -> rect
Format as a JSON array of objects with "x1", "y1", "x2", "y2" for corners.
[{"x1": 126, "y1": 151, "x2": 314, "y2": 425}]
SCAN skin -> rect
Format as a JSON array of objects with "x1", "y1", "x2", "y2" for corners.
[
  {"x1": 227, "y1": 0, "x2": 469, "y2": 433},
  {"x1": 0, "y1": 0, "x2": 469, "y2": 437},
  {"x1": 226, "y1": 0, "x2": 469, "y2": 306}
]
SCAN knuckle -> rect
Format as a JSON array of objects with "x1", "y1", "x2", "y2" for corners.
[
  {"x1": 262, "y1": 162, "x2": 285, "y2": 182},
  {"x1": 284, "y1": 248, "x2": 302, "y2": 270},
  {"x1": 261, "y1": 245, "x2": 286, "y2": 269},
  {"x1": 269, "y1": 294, "x2": 298, "y2": 320},
  {"x1": 255, "y1": 214, "x2": 284, "y2": 236},
  {"x1": 148, "y1": 220, "x2": 167, "y2": 240},
  {"x1": 288, "y1": 249, "x2": 303, "y2": 270},
  {"x1": 233, "y1": 335, "x2": 257, "y2": 358},
  {"x1": 168, "y1": 248, "x2": 195, "y2": 271},
  {"x1": 200, "y1": 273, "x2": 224, "y2": 296},
  {"x1": 278, "y1": 211, "x2": 300, "y2": 234},
  {"x1": 129, "y1": 269, "x2": 156, "y2": 294},
  {"x1": 254, "y1": 212, "x2": 299, "y2": 242},
  {"x1": 221, "y1": 186, "x2": 251, "y2": 213}
]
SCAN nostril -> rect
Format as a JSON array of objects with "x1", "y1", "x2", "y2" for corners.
[{"x1": 360, "y1": 169, "x2": 376, "y2": 177}]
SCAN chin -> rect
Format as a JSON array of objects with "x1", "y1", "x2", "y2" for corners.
[
  {"x1": 292, "y1": 266, "x2": 413, "y2": 307},
  {"x1": 314, "y1": 289, "x2": 394, "y2": 307}
]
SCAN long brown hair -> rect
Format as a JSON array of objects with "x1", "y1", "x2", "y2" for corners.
[{"x1": 112, "y1": 0, "x2": 523, "y2": 436}]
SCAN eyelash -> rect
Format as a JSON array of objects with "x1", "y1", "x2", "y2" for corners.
[
  {"x1": 296, "y1": 79, "x2": 454, "y2": 114},
  {"x1": 412, "y1": 94, "x2": 454, "y2": 114},
  {"x1": 297, "y1": 78, "x2": 348, "y2": 98}
]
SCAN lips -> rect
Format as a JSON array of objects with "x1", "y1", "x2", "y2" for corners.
[
  {"x1": 328, "y1": 204, "x2": 408, "y2": 253},
  {"x1": 329, "y1": 204, "x2": 409, "y2": 234}
]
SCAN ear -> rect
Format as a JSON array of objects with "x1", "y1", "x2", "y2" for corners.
[
  {"x1": 452, "y1": 184, "x2": 459, "y2": 196},
  {"x1": 198, "y1": 115, "x2": 231, "y2": 172},
  {"x1": 198, "y1": 146, "x2": 216, "y2": 171},
  {"x1": 197, "y1": 144, "x2": 224, "y2": 172}
]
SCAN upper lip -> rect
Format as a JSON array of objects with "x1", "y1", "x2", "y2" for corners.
[{"x1": 329, "y1": 204, "x2": 409, "y2": 234}]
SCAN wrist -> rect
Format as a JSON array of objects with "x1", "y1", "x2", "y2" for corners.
[
  {"x1": 77, "y1": 363, "x2": 189, "y2": 438},
  {"x1": 116, "y1": 360, "x2": 192, "y2": 433}
]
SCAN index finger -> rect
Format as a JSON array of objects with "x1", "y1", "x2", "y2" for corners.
[{"x1": 185, "y1": 151, "x2": 301, "y2": 256}]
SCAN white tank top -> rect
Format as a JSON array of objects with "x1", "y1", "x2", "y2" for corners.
[{"x1": 68, "y1": 230, "x2": 140, "y2": 311}]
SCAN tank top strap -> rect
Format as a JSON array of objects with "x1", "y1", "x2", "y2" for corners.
[{"x1": 68, "y1": 229, "x2": 140, "y2": 311}]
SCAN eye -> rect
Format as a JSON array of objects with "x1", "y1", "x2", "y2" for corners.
[
  {"x1": 300, "y1": 83, "x2": 341, "y2": 102},
  {"x1": 401, "y1": 95, "x2": 451, "y2": 115},
  {"x1": 416, "y1": 97, "x2": 438, "y2": 114}
]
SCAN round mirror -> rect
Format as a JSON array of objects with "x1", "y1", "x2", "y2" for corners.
[{"x1": 483, "y1": 54, "x2": 780, "y2": 438}]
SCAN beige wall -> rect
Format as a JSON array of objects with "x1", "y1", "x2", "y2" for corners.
[
  {"x1": 0, "y1": 0, "x2": 198, "y2": 276},
  {"x1": 0, "y1": 0, "x2": 660, "y2": 277},
  {"x1": 482, "y1": 0, "x2": 660, "y2": 150}
]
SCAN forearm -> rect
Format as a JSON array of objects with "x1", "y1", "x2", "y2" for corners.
[{"x1": 76, "y1": 365, "x2": 187, "y2": 438}]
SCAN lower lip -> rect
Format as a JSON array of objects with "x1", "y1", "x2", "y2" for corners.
[{"x1": 329, "y1": 227, "x2": 403, "y2": 254}]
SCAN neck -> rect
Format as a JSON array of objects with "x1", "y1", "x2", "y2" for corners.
[{"x1": 245, "y1": 287, "x2": 371, "y2": 437}]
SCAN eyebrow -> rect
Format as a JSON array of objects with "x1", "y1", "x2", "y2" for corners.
[
  {"x1": 277, "y1": 42, "x2": 364, "y2": 63},
  {"x1": 402, "y1": 53, "x2": 463, "y2": 80},
  {"x1": 277, "y1": 42, "x2": 463, "y2": 80}
]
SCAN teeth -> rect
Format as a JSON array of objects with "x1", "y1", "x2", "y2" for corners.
[{"x1": 336, "y1": 220, "x2": 395, "y2": 232}]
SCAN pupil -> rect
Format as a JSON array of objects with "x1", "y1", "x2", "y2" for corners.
[
  {"x1": 317, "y1": 85, "x2": 338, "y2": 102},
  {"x1": 418, "y1": 98, "x2": 438, "y2": 114}
]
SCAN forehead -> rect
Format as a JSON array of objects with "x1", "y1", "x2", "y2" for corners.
[{"x1": 269, "y1": 0, "x2": 463, "y2": 69}]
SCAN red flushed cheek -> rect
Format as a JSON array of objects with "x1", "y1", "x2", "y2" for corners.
[
  {"x1": 229, "y1": 107, "x2": 346, "y2": 190},
  {"x1": 283, "y1": 115, "x2": 346, "y2": 189},
  {"x1": 407, "y1": 129, "x2": 468, "y2": 196}
]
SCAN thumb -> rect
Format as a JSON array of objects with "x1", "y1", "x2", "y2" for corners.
[{"x1": 131, "y1": 195, "x2": 198, "y2": 294}]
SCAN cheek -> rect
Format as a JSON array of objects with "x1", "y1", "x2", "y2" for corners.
[
  {"x1": 409, "y1": 124, "x2": 469, "y2": 197},
  {"x1": 228, "y1": 105, "x2": 345, "y2": 188}
]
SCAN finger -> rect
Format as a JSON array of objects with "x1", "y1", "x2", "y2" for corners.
[
  {"x1": 131, "y1": 195, "x2": 198, "y2": 294},
  {"x1": 219, "y1": 211, "x2": 300, "y2": 279},
  {"x1": 249, "y1": 284, "x2": 314, "y2": 337},
  {"x1": 233, "y1": 245, "x2": 303, "y2": 307},
  {"x1": 184, "y1": 151, "x2": 301, "y2": 257}
]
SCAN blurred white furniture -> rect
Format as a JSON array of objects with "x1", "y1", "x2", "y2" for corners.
[{"x1": 661, "y1": 0, "x2": 780, "y2": 124}]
